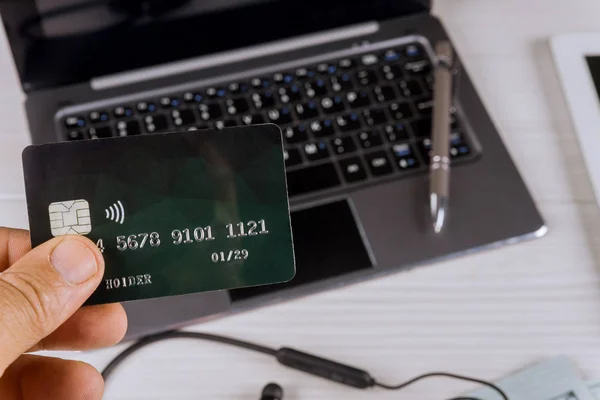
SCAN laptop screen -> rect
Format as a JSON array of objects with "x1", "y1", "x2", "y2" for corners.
[{"x1": 1, "y1": 0, "x2": 430, "y2": 91}]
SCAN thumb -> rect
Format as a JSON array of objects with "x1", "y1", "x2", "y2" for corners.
[{"x1": 0, "y1": 235, "x2": 104, "y2": 375}]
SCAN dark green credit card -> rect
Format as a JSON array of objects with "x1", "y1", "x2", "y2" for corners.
[{"x1": 22, "y1": 124, "x2": 295, "y2": 305}]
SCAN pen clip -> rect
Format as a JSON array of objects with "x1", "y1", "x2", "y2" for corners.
[{"x1": 432, "y1": 41, "x2": 462, "y2": 119}]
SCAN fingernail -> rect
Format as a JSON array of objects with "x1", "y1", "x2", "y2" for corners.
[{"x1": 50, "y1": 239, "x2": 98, "y2": 285}]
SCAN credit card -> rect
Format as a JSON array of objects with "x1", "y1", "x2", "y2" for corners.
[{"x1": 22, "y1": 124, "x2": 295, "y2": 305}]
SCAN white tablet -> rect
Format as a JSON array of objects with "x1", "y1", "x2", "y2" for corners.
[{"x1": 551, "y1": 33, "x2": 600, "y2": 203}]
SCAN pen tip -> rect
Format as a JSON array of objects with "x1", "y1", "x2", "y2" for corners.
[
  {"x1": 430, "y1": 195, "x2": 447, "y2": 234},
  {"x1": 433, "y1": 220, "x2": 443, "y2": 233}
]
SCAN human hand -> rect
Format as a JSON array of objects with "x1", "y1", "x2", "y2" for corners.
[{"x1": 0, "y1": 227, "x2": 128, "y2": 399}]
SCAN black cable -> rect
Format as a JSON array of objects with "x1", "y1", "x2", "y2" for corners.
[
  {"x1": 447, "y1": 398, "x2": 485, "y2": 400},
  {"x1": 101, "y1": 330, "x2": 508, "y2": 400},
  {"x1": 375, "y1": 372, "x2": 509, "y2": 400},
  {"x1": 101, "y1": 331, "x2": 277, "y2": 381}
]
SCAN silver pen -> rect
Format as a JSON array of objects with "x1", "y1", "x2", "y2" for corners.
[{"x1": 430, "y1": 41, "x2": 454, "y2": 233}]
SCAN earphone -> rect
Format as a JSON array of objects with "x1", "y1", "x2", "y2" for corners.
[
  {"x1": 101, "y1": 331, "x2": 509, "y2": 399},
  {"x1": 260, "y1": 383, "x2": 284, "y2": 400}
]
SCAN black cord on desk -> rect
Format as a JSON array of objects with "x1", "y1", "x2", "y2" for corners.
[
  {"x1": 101, "y1": 331, "x2": 276, "y2": 381},
  {"x1": 375, "y1": 372, "x2": 509, "y2": 400},
  {"x1": 101, "y1": 330, "x2": 509, "y2": 400}
]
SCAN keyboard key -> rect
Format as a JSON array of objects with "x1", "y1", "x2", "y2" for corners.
[
  {"x1": 331, "y1": 135, "x2": 357, "y2": 155},
  {"x1": 382, "y1": 49, "x2": 401, "y2": 62},
  {"x1": 284, "y1": 147, "x2": 303, "y2": 167},
  {"x1": 450, "y1": 131, "x2": 463, "y2": 146},
  {"x1": 383, "y1": 123, "x2": 409, "y2": 142},
  {"x1": 362, "y1": 108, "x2": 388, "y2": 126},
  {"x1": 399, "y1": 78, "x2": 425, "y2": 98},
  {"x1": 206, "y1": 87, "x2": 227, "y2": 98},
  {"x1": 88, "y1": 126, "x2": 113, "y2": 139},
  {"x1": 372, "y1": 85, "x2": 396, "y2": 103},
  {"x1": 317, "y1": 63, "x2": 337, "y2": 75},
  {"x1": 171, "y1": 109, "x2": 196, "y2": 127},
  {"x1": 357, "y1": 130, "x2": 383, "y2": 149},
  {"x1": 449, "y1": 132, "x2": 472, "y2": 158},
  {"x1": 415, "y1": 98, "x2": 433, "y2": 115},
  {"x1": 304, "y1": 79, "x2": 328, "y2": 98},
  {"x1": 404, "y1": 60, "x2": 431, "y2": 76},
  {"x1": 404, "y1": 43, "x2": 426, "y2": 60},
  {"x1": 198, "y1": 103, "x2": 223, "y2": 121},
  {"x1": 89, "y1": 111, "x2": 109, "y2": 123},
  {"x1": 116, "y1": 120, "x2": 141, "y2": 136},
  {"x1": 418, "y1": 138, "x2": 432, "y2": 161},
  {"x1": 160, "y1": 96, "x2": 181, "y2": 108},
  {"x1": 251, "y1": 78, "x2": 271, "y2": 89},
  {"x1": 251, "y1": 90, "x2": 275, "y2": 110},
  {"x1": 355, "y1": 69, "x2": 378, "y2": 86},
  {"x1": 268, "y1": 107, "x2": 293, "y2": 125},
  {"x1": 66, "y1": 130, "x2": 85, "y2": 140},
  {"x1": 227, "y1": 82, "x2": 243, "y2": 95},
  {"x1": 137, "y1": 101, "x2": 157, "y2": 113},
  {"x1": 295, "y1": 101, "x2": 319, "y2": 120},
  {"x1": 338, "y1": 156, "x2": 367, "y2": 183},
  {"x1": 114, "y1": 106, "x2": 133, "y2": 118},
  {"x1": 183, "y1": 92, "x2": 203, "y2": 103},
  {"x1": 274, "y1": 73, "x2": 294, "y2": 84},
  {"x1": 321, "y1": 96, "x2": 345, "y2": 114},
  {"x1": 283, "y1": 73, "x2": 296, "y2": 83},
  {"x1": 239, "y1": 113, "x2": 265, "y2": 125},
  {"x1": 365, "y1": 151, "x2": 393, "y2": 176},
  {"x1": 335, "y1": 112, "x2": 361, "y2": 132},
  {"x1": 452, "y1": 143, "x2": 471, "y2": 158},
  {"x1": 380, "y1": 64, "x2": 404, "y2": 81},
  {"x1": 283, "y1": 124, "x2": 309, "y2": 144},
  {"x1": 330, "y1": 73, "x2": 353, "y2": 92},
  {"x1": 286, "y1": 163, "x2": 340, "y2": 197},
  {"x1": 238, "y1": 82, "x2": 251, "y2": 94},
  {"x1": 225, "y1": 98, "x2": 250, "y2": 115},
  {"x1": 303, "y1": 140, "x2": 330, "y2": 161},
  {"x1": 388, "y1": 102, "x2": 414, "y2": 120},
  {"x1": 295, "y1": 67, "x2": 316, "y2": 80},
  {"x1": 65, "y1": 116, "x2": 85, "y2": 128},
  {"x1": 346, "y1": 90, "x2": 371, "y2": 108},
  {"x1": 310, "y1": 118, "x2": 335, "y2": 138},
  {"x1": 338, "y1": 58, "x2": 356, "y2": 69},
  {"x1": 278, "y1": 85, "x2": 302, "y2": 103},
  {"x1": 214, "y1": 119, "x2": 237, "y2": 130},
  {"x1": 390, "y1": 143, "x2": 419, "y2": 170},
  {"x1": 144, "y1": 115, "x2": 169, "y2": 133},
  {"x1": 420, "y1": 134, "x2": 470, "y2": 162},
  {"x1": 361, "y1": 54, "x2": 379, "y2": 66}
]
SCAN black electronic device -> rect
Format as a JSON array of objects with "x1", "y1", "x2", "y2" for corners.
[
  {"x1": 101, "y1": 330, "x2": 509, "y2": 399},
  {"x1": 0, "y1": 0, "x2": 545, "y2": 340}
]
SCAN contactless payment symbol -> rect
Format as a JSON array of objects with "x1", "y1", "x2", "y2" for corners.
[
  {"x1": 105, "y1": 200, "x2": 126, "y2": 224},
  {"x1": 48, "y1": 199, "x2": 92, "y2": 237}
]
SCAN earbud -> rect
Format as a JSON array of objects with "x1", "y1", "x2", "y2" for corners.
[{"x1": 260, "y1": 382, "x2": 284, "y2": 400}]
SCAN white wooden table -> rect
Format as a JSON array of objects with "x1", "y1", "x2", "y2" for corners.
[{"x1": 2, "y1": 0, "x2": 600, "y2": 398}]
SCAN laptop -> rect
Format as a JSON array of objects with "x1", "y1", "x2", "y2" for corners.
[{"x1": 0, "y1": 0, "x2": 546, "y2": 341}]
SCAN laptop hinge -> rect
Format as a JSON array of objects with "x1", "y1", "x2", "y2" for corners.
[{"x1": 91, "y1": 22, "x2": 379, "y2": 91}]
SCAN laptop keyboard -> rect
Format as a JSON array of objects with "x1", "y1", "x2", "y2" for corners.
[{"x1": 60, "y1": 41, "x2": 475, "y2": 199}]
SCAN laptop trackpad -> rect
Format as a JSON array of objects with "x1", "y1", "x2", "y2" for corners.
[{"x1": 229, "y1": 199, "x2": 373, "y2": 301}]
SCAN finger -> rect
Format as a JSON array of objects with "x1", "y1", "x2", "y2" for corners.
[
  {"x1": 30, "y1": 303, "x2": 128, "y2": 352},
  {"x1": 0, "y1": 227, "x2": 31, "y2": 271},
  {"x1": 0, "y1": 354, "x2": 103, "y2": 400},
  {"x1": 0, "y1": 235, "x2": 104, "y2": 376}
]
